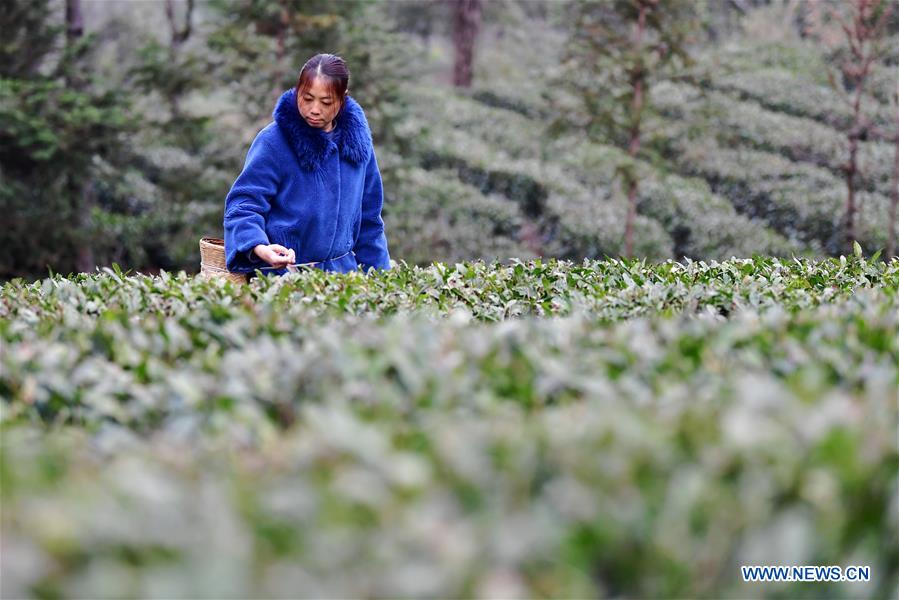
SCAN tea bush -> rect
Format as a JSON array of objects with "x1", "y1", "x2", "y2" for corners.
[
  {"x1": 2, "y1": 256, "x2": 897, "y2": 598},
  {"x1": 711, "y1": 69, "x2": 894, "y2": 132},
  {"x1": 383, "y1": 166, "x2": 534, "y2": 265},
  {"x1": 674, "y1": 138, "x2": 895, "y2": 255},
  {"x1": 552, "y1": 135, "x2": 799, "y2": 259},
  {"x1": 654, "y1": 83, "x2": 895, "y2": 196}
]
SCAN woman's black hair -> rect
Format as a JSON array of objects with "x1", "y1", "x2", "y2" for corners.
[{"x1": 294, "y1": 53, "x2": 350, "y2": 113}]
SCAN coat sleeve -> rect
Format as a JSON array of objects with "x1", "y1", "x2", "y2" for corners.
[
  {"x1": 223, "y1": 133, "x2": 279, "y2": 273},
  {"x1": 353, "y1": 148, "x2": 391, "y2": 273}
]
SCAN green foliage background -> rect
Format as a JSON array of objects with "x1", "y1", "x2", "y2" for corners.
[{"x1": 2, "y1": 1, "x2": 898, "y2": 281}]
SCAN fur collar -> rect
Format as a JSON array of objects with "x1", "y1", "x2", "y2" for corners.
[{"x1": 273, "y1": 88, "x2": 373, "y2": 173}]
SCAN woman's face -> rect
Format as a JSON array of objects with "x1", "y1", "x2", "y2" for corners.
[{"x1": 297, "y1": 77, "x2": 341, "y2": 132}]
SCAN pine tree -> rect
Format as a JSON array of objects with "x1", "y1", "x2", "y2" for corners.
[{"x1": 0, "y1": 0, "x2": 131, "y2": 279}]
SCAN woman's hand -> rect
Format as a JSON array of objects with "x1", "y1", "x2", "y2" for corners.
[{"x1": 253, "y1": 244, "x2": 295, "y2": 267}]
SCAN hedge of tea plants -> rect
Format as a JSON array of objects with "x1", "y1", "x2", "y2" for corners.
[
  {"x1": 402, "y1": 86, "x2": 795, "y2": 263},
  {"x1": 670, "y1": 137, "x2": 892, "y2": 254},
  {"x1": 2, "y1": 254, "x2": 898, "y2": 598},
  {"x1": 652, "y1": 82, "x2": 896, "y2": 197},
  {"x1": 411, "y1": 35, "x2": 899, "y2": 265}
]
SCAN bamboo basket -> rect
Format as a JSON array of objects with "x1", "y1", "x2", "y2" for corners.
[{"x1": 198, "y1": 237, "x2": 249, "y2": 284}]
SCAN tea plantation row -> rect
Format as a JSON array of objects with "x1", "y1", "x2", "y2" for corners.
[{"x1": 1, "y1": 255, "x2": 897, "y2": 598}]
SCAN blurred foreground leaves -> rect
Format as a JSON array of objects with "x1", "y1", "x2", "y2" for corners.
[{"x1": 1, "y1": 256, "x2": 898, "y2": 598}]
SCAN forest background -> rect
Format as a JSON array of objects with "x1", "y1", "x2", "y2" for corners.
[{"x1": 3, "y1": 0, "x2": 899, "y2": 282}]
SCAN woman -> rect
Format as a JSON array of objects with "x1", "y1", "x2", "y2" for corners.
[{"x1": 223, "y1": 53, "x2": 391, "y2": 277}]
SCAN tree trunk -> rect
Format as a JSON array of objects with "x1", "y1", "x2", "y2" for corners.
[
  {"x1": 165, "y1": 0, "x2": 193, "y2": 48},
  {"x1": 272, "y1": 0, "x2": 289, "y2": 108},
  {"x1": 624, "y1": 179, "x2": 639, "y2": 258},
  {"x1": 165, "y1": 0, "x2": 194, "y2": 120},
  {"x1": 623, "y1": 2, "x2": 647, "y2": 258},
  {"x1": 844, "y1": 78, "x2": 865, "y2": 254},
  {"x1": 845, "y1": 133, "x2": 858, "y2": 254},
  {"x1": 452, "y1": 0, "x2": 481, "y2": 87},
  {"x1": 518, "y1": 221, "x2": 544, "y2": 257},
  {"x1": 66, "y1": 0, "x2": 95, "y2": 275},
  {"x1": 888, "y1": 131, "x2": 898, "y2": 259},
  {"x1": 65, "y1": 0, "x2": 83, "y2": 42}
]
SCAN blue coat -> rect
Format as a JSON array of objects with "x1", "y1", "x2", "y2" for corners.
[{"x1": 223, "y1": 89, "x2": 391, "y2": 276}]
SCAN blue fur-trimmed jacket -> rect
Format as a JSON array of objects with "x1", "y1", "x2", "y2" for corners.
[{"x1": 223, "y1": 89, "x2": 391, "y2": 276}]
